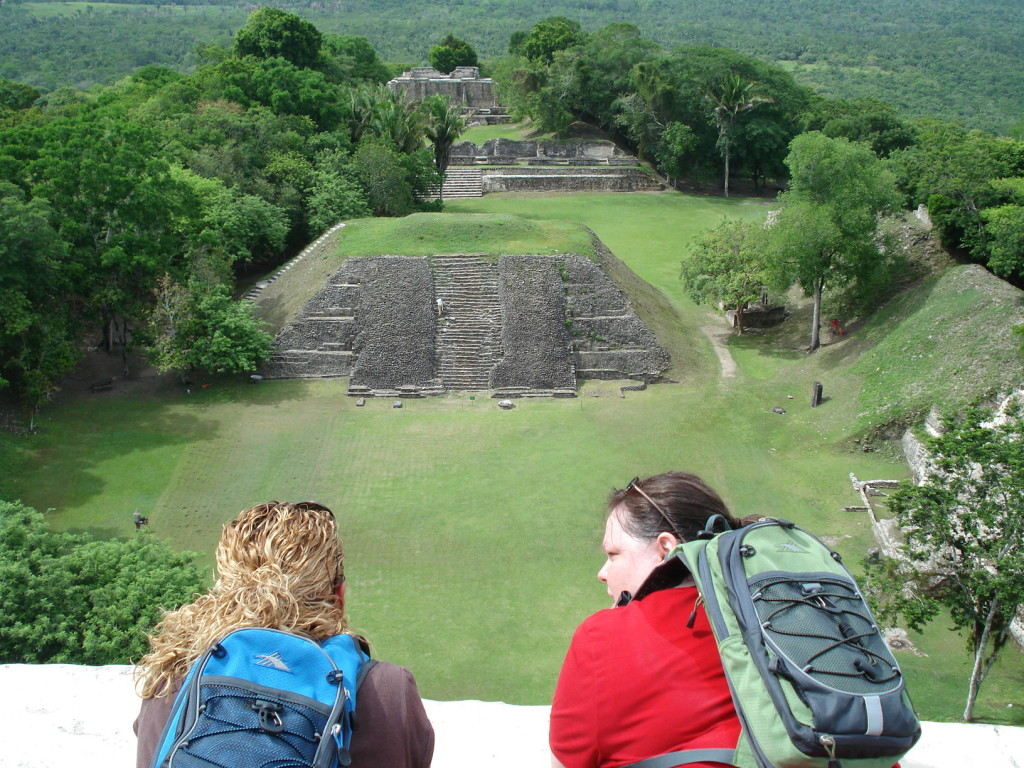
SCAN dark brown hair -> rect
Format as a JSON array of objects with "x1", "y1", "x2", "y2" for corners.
[{"x1": 609, "y1": 471, "x2": 740, "y2": 543}]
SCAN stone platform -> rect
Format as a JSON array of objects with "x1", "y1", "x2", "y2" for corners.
[{"x1": 4, "y1": 664, "x2": 1023, "y2": 768}]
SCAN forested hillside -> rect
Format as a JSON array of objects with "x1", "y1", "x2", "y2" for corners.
[
  {"x1": 0, "y1": 8, "x2": 460, "y2": 419},
  {"x1": 0, "y1": 0, "x2": 1021, "y2": 133}
]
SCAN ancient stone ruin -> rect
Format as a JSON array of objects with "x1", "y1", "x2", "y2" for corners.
[
  {"x1": 259, "y1": 251, "x2": 669, "y2": 398},
  {"x1": 435, "y1": 138, "x2": 660, "y2": 198},
  {"x1": 388, "y1": 66, "x2": 502, "y2": 114}
]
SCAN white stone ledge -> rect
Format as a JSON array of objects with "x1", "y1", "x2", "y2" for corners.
[{"x1": 2, "y1": 664, "x2": 1021, "y2": 768}]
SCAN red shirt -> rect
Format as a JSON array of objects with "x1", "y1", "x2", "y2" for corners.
[{"x1": 550, "y1": 586, "x2": 741, "y2": 768}]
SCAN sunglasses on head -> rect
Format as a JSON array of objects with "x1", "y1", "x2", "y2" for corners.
[
  {"x1": 292, "y1": 501, "x2": 335, "y2": 519},
  {"x1": 624, "y1": 477, "x2": 683, "y2": 540}
]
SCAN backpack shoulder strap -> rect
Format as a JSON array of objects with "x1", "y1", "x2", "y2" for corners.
[{"x1": 356, "y1": 657, "x2": 378, "y2": 689}]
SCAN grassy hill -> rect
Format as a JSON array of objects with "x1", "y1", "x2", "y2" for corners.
[
  {"x1": 3, "y1": 191, "x2": 1023, "y2": 722},
  {"x1": 851, "y1": 264, "x2": 1024, "y2": 433}
]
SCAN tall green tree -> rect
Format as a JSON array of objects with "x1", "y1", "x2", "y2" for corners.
[
  {"x1": 322, "y1": 35, "x2": 391, "y2": 84},
  {"x1": 0, "y1": 183, "x2": 68, "y2": 379},
  {"x1": 889, "y1": 121, "x2": 1017, "y2": 261},
  {"x1": 146, "y1": 277, "x2": 273, "y2": 379},
  {"x1": 428, "y1": 35, "x2": 478, "y2": 75},
  {"x1": 559, "y1": 23, "x2": 660, "y2": 133},
  {"x1": 0, "y1": 78, "x2": 39, "y2": 112},
  {"x1": 307, "y1": 150, "x2": 371, "y2": 234},
  {"x1": 653, "y1": 122, "x2": 699, "y2": 187},
  {"x1": 518, "y1": 17, "x2": 582, "y2": 65},
  {"x1": 0, "y1": 183, "x2": 78, "y2": 427},
  {"x1": 233, "y1": 8, "x2": 324, "y2": 71},
  {"x1": 679, "y1": 219, "x2": 770, "y2": 333},
  {"x1": 981, "y1": 178, "x2": 1024, "y2": 279},
  {"x1": 800, "y1": 96, "x2": 916, "y2": 158},
  {"x1": 619, "y1": 46, "x2": 807, "y2": 187},
  {"x1": 680, "y1": 220, "x2": 768, "y2": 333},
  {"x1": 765, "y1": 132, "x2": 901, "y2": 351},
  {"x1": 706, "y1": 74, "x2": 771, "y2": 197},
  {"x1": 29, "y1": 111, "x2": 190, "y2": 362},
  {"x1": 865, "y1": 407, "x2": 1024, "y2": 722},
  {"x1": 351, "y1": 137, "x2": 416, "y2": 217},
  {"x1": 0, "y1": 500, "x2": 205, "y2": 664}
]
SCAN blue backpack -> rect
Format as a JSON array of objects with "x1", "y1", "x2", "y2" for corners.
[{"x1": 151, "y1": 628, "x2": 374, "y2": 768}]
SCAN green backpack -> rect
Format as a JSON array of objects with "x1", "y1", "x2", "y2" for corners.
[{"x1": 624, "y1": 517, "x2": 921, "y2": 768}]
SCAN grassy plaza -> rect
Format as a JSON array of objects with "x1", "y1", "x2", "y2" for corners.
[{"x1": 7, "y1": 190, "x2": 1023, "y2": 722}]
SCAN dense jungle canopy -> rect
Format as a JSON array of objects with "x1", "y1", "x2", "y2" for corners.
[{"x1": 0, "y1": 0, "x2": 1021, "y2": 134}]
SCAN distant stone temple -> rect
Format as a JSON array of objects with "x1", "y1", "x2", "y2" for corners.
[{"x1": 388, "y1": 66, "x2": 498, "y2": 109}]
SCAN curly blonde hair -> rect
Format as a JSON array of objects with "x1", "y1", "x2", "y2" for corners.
[{"x1": 135, "y1": 502, "x2": 349, "y2": 699}]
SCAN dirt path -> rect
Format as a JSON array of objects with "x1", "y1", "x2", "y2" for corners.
[{"x1": 701, "y1": 324, "x2": 737, "y2": 379}]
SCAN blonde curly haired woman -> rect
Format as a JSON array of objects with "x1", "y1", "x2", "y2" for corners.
[{"x1": 134, "y1": 501, "x2": 434, "y2": 768}]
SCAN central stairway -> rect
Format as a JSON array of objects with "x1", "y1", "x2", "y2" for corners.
[
  {"x1": 431, "y1": 254, "x2": 500, "y2": 390},
  {"x1": 435, "y1": 168, "x2": 483, "y2": 199}
]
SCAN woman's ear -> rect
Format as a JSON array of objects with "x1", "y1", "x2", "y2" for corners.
[
  {"x1": 334, "y1": 581, "x2": 347, "y2": 608},
  {"x1": 656, "y1": 531, "x2": 679, "y2": 556}
]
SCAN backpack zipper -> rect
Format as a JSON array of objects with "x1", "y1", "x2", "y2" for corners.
[
  {"x1": 686, "y1": 593, "x2": 704, "y2": 629},
  {"x1": 313, "y1": 680, "x2": 350, "y2": 768},
  {"x1": 696, "y1": 546, "x2": 729, "y2": 639},
  {"x1": 165, "y1": 649, "x2": 214, "y2": 765}
]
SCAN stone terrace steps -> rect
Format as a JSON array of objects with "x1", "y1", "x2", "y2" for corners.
[
  {"x1": 431, "y1": 254, "x2": 500, "y2": 390},
  {"x1": 434, "y1": 168, "x2": 483, "y2": 199}
]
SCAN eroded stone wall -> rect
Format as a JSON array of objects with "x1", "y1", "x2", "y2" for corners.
[
  {"x1": 348, "y1": 256, "x2": 437, "y2": 390},
  {"x1": 450, "y1": 138, "x2": 630, "y2": 164},
  {"x1": 481, "y1": 169, "x2": 655, "y2": 193},
  {"x1": 388, "y1": 66, "x2": 497, "y2": 108},
  {"x1": 563, "y1": 255, "x2": 669, "y2": 380},
  {"x1": 491, "y1": 255, "x2": 576, "y2": 391}
]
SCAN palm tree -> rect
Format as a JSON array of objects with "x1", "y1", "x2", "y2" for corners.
[
  {"x1": 421, "y1": 94, "x2": 466, "y2": 174},
  {"x1": 705, "y1": 75, "x2": 771, "y2": 197},
  {"x1": 343, "y1": 85, "x2": 424, "y2": 154}
]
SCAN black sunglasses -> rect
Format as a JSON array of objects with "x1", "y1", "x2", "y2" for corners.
[{"x1": 293, "y1": 500, "x2": 335, "y2": 519}]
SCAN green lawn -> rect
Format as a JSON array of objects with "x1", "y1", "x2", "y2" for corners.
[
  {"x1": 459, "y1": 121, "x2": 548, "y2": 144},
  {"x1": 448, "y1": 192, "x2": 773, "y2": 308},
  {"x1": 6, "y1": 188, "x2": 1023, "y2": 722},
  {"x1": 16, "y1": 376, "x2": 905, "y2": 704}
]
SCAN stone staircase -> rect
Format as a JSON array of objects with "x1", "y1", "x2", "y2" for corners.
[
  {"x1": 431, "y1": 255, "x2": 500, "y2": 390},
  {"x1": 259, "y1": 277, "x2": 359, "y2": 379},
  {"x1": 436, "y1": 168, "x2": 483, "y2": 199}
]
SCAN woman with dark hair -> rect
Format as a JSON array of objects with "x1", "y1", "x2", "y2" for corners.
[
  {"x1": 549, "y1": 472, "x2": 744, "y2": 768},
  {"x1": 134, "y1": 501, "x2": 434, "y2": 768}
]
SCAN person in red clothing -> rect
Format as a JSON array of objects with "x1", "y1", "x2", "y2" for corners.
[{"x1": 550, "y1": 472, "x2": 743, "y2": 768}]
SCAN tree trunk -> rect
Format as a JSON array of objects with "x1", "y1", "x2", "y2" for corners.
[
  {"x1": 723, "y1": 142, "x2": 730, "y2": 198},
  {"x1": 963, "y1": 599, "x2": 1001, "y2": 721},
  {"x1": 809, "y1": 277, "x2": 822, "y2": 352},
  {"x1": 735, "y1": 303, "x2": 745, "y2": 334},
  {"x1": 119, "y1": 319, "x2": 130, "y2": 376}
]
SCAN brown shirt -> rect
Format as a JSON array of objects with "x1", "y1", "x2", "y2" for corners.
[{"x1": 135, "y1": 661, "x2": 434, "y2": 768}]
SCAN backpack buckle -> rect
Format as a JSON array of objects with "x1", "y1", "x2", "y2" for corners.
[
  {"x1": 697, "y1": 514, "x2": 732, "y2": 539},
  {"x1": 251, "y1": 700, "x2": 284, "y2": 734}
]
